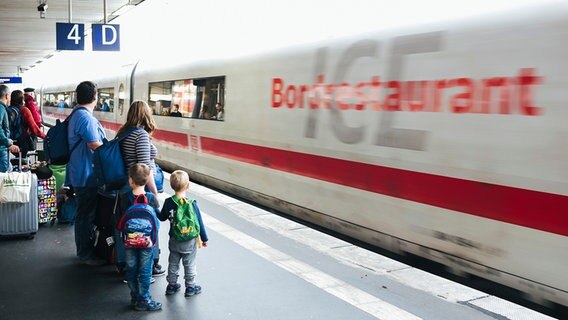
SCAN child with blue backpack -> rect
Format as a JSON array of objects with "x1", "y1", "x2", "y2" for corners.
[
  {"x1": 117, "y1": 163, "x2": 162, "y2": 311},
  {"x1": 158, "y1": 170, "x2": 208, "y2": 297}
]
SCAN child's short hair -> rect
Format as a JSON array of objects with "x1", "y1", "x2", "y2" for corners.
[
  {"x1": 170, "y1": 170, "x2": 190, "y2": 192},
  {"x1": 129, "y1": 163, "x2": 151, "y2": 187}
]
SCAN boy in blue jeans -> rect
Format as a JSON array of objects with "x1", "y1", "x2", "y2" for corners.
[
  {"x1": 158, "y1": 170, "x2": 208, "y2": 297},
  {"x1": 118, "y1": 163, "x2": 162, "y2": 311}
]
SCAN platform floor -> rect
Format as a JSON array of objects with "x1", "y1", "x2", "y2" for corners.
[{"x1": 0, "y1": 177, "x2": 556, "y2": 320}]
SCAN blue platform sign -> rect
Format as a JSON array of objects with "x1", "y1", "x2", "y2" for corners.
[
  {"x1": 92, "y1": 24, "x2": 120, "y2": 51},
  {"x1": 0, "y1": 77, "x2": 22, "y2": 84},
  {"x1": 56, "y1": 23, "x2": 85, "y2": 51}
]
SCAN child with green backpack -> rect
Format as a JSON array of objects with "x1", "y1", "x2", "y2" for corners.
[{"x1": 158, "y1": 170, "x2": 208, "y2": 297}]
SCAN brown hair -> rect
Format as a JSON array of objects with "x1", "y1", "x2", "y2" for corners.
[
  {"x1": 116, "y1": 100, "x2": 156, "y2": 136},
  {"x1": 129, "y1": 163, "x2": 151, "y2": 187},
  {"x1": 10, "y1": 90, "x2": 24, "y2": 107},
  {"x1": 170, "y1": 170, "x2": 190, "y2": 192}
]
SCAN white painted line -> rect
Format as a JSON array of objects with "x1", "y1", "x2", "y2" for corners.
[
  {"x1": 204, "y1": 213, "x2": 422, "y2": 320},
  {"x1": 467, "y1": 296, "x2": 556, "y2": 320}
]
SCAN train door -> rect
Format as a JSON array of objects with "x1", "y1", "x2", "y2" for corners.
[
  {"x1": 116, "y1": 63, "x2": 136, "y2": 124},
  {"x1": 117, "y1": 83, "x2": 126, "y2": 121}
]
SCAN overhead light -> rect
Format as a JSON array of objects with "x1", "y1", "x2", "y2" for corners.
[{"x1": 37, "y1": 2, "x2": 48, "y2": 19}]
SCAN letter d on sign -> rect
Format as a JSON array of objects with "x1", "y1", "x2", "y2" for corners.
[
  {"x1": 92, "y1": 24, "x2": 120, "y2": 51},
  {"x1": 102, "y1": 25, "x2": 117, "y2": 45}
]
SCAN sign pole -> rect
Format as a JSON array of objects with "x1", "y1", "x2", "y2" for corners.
[
  {"x1": 103, "y1": 0, "x2": 107, "y2": 24},
  {"x1": 68, "y1": 0, "x2": 72, "y2": 23}
]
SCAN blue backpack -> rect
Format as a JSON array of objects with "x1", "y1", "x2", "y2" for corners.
[
  {"x1": 92, "y1": 127, "x2": 138, "y2": 191},
  {"x1": 6, "y1": 106, "x2": 23, "y2": 141},
  {"x1": 117, "y1": 193, "x2": 158, "y2": 249},
  {"x1": 44, "y1": 108, "x2": 83, "y2": 165}
]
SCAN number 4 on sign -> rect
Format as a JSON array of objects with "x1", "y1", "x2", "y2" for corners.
[
  {"x1": 56, "y1": 23, "x2": 85, "y2": 51},
  {"x1": 67, "y1": 24, "x2": 81, "y2": 45}
]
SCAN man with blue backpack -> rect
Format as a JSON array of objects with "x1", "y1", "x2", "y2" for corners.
[
  {"x1": 65, "y1": 81, "x2": 106, "y2": 266},
  {"x1": 117, "y1": 163, "x2": 162, "y2": 311}
]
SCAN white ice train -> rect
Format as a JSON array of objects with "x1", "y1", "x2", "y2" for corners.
[{"x1": 34, "y1": 3, "x2": 566, "y2": 308}]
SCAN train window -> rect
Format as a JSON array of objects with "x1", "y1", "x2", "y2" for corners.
[
  {"x1": 149, "y1": 81, "x2": 173, "y2": 116},
  {"x1": 148, "y1": 76, "x2": 225, "y2": 120},
  {"x1": 43, "y1": 93, "x2": 57, "y2": 107},
  {"x1": 95, "y1": 87, "x2": 114, "y2": 112},
  {"x1": 58, "y1": 92, "x2": 73, "y2": 108},
  {"x1": 44, "y1": 92, "x2": 75, "y2": 108}
]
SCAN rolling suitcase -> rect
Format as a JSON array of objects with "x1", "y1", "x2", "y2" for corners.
[
  {"x1": 37, "y1": 176, "x2": 57, "y2": 224},
  {"x1": 0, "y1": 173, "x2": 38, "y2": 239}
]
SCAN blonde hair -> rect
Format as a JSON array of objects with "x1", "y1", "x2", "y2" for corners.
[
  {"x1": 129, "y1": 163, "x2": 151, "y2": 187},
  {"x1": 117, "y1": 100, "x2": 156, "y2": 136},
  {"x1": 170, "y1": 170, "x2": 190, "y2": 192}
]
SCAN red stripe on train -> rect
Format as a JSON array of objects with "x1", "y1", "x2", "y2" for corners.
[
  {"x1": 99, "y1": 121, "x2": 122, "y2": 132},
  {"x1": 200, "y1": 137, "x2": 567, "y2": 237},
  {"x1": 98, "y1": 121, "x2": 189, "y2": 148}
]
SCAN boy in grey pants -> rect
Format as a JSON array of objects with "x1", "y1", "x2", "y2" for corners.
[{"x1": 158, "y1": 170, "x2": 209, "y2": 297}]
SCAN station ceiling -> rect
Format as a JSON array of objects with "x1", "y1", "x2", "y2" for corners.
[{"x1": 0, "y1": 0, "x2": 145, "y2": 77}]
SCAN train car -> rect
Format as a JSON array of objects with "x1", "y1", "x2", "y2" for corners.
[{"x1": 35, "y1": 2, "x2": 567, "y2": 308}]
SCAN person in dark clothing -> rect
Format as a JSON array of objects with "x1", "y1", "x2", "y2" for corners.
[
  {"x1": 0, "y1": 85, "x2": 20, "y2": 172},
  {"x1": 66, "y1": 81, "x2": 106, "y2": 266},
  {"x1": 169, "y1": 104, "x2": 182, "y2": 117}
]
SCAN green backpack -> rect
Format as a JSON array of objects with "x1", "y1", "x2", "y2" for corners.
[{"x1": 171, "y1": 195, "x2": 200, "y2": 241}]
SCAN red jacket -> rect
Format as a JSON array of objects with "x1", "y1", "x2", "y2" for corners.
[
  {"x1": 24, "y1": 94, "x2": 42, "y2": 128},
  {"x1": 21, "y1": 106, "x2": 46, "y2": 139}
]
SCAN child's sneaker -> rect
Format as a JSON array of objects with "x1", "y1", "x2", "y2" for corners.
[
  {"x1": 152, "y1": 263, "x2": 166, "y2": 276},
  {"x1": 165, "y1": 283, "x2": 181, "y2": 295},
  {"x1": 185, "y1": 284, "x2": 202, "y2": 297},
  {"x1": 134, "y1": 299, "x2": 162, "y2": 311}
]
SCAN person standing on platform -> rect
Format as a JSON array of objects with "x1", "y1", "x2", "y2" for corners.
[
  {"x1": 66, "y1": 81, "x2": 106, "y2": 266},
  {"x1": 118, "y1": 163, "x2": 162, "y2": 311},
  {"x1": 159, "y1": 170, "x2": 208, "y2": 297},
  {"x1": 0, "y1": 85, "x2": 20, "y2": 172},
  {"x1": 114, "y1": 100, "x2": 165, "y2": 277},
  {"x1": 9, "y1": 90, "x2": 46, "y2": 163},
  {"x1": 23, "y1": 88, "x2": 42, "y2": 128},
  {"x1": 23, "y1": 88, "x2": 43, "y2": 153}
]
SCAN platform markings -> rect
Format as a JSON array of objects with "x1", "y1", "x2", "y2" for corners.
[{"x1": 203, "y1": 213, "x2": 422, "y2": 320}]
